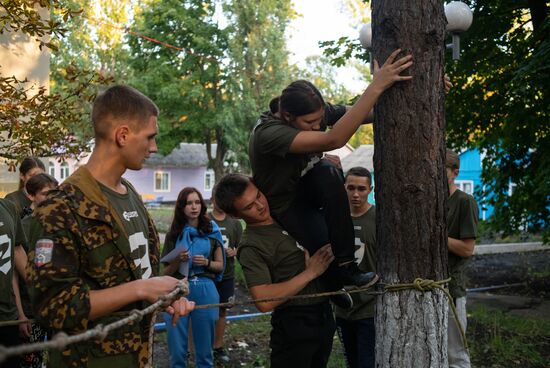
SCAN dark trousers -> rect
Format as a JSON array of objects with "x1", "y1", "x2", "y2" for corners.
[
  {"x1": 0, "y1": 325, "x2": 21, "y2": 368},
  {"x1": 274, "y1": 161, "x2": 355, "y2": 289},
  {"x1": 336, "y1": 317, "x2": 375, "y2": 368},
  {"x1": 270, "y1": 302, "x2": 336, "y2": 368}
]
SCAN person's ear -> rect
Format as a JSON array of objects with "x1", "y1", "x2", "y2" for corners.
[
  {"x1": 115, "y1": 125, "x2": 130, "y2": 147},
  {"x1": 283, "y1": 112, "x2": 293, "y2": 123}
]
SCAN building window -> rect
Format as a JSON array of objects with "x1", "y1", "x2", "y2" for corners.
[
  {"x1": 60, "y1": 162, "x2": 70, "y2": 180},
  {"x1": 456, "y1": 180, "x2": 474, "y2": 195},
  {"x1": 48, "y1": 161, "x2": 55, "y2": 177},
  {"x1": 154, "y1": 171, "x2": 170, "y2": 192},
  {"x1": 508, "y1": 182, "x2": 517, "y2": 196},
  {"x1": 204, "y1": 171, "x2": 214, "y2": 191}
]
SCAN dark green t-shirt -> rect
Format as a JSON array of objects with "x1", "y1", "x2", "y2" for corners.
[
  {"x1": 5, "y1": 189, "x2": 31, "y2": 217},
  {"x1": 20, "y1": 215, "x2": 33, "y2": 316},
  {"x1": 335, "y1": 206, "x2": 377, "y2": 320},
  {"x1": 99, "y1": 183, "x2": 152, "y2": 280},
  {"x1": 237, "y1": 222, "x2": 327, "y2": 308},
  {"x1": 209, "y1": 213, "x2": 242, "y2": 281},
  {"x1": 249, "y1": 103, "x2": 347, "y2": 215},
  {"x1": 0, "y1": 199, "x2": 26, "y2": 321},
  {"x1": 447, "y1": 189, "x2": 478, "y2": 298}
]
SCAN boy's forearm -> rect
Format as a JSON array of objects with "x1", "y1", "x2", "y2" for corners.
[
  {"x1": 448, "y1": 237, "x2": 475, "y2": 258},
  {"x1": 250, "y1": 270, "x2": 315, "y2": 312}
]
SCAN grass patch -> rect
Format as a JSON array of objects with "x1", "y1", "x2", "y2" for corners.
[
  {"x1": 147, "y1": 205, "x2": 175, "y2": 233},
  {"x1": 469, "y1": 306, "x2": 550, "y2": 367}
]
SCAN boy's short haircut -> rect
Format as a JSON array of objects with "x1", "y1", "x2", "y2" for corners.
[
  {"x1": 92, "y1": 85, "x2": 159, "y2": 140},
  {"x1": 214, "y1": 174, "x2": 253, "y2": 216},
  {"x1": 446, "y1": 149, "x2": 460, "y2": 171},
  {"x1": 345, "y1": 166, "x2": 372, "y2": 187},
  {"x1": 25, "y1": 173, "x2": 59, "y2": 196}
]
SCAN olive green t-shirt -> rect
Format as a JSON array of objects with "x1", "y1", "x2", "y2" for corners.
[
  {"x1": 0, "y1": 199, "x2": 27, "y2": 321},
  {"x1": 335, "y1": 206, "x2": 377, "y2": 320},
  {"x1": 237, "y1": 222, "x2": 327, "y2": 308},
  {"x1": 99, "y1": 183, "x2": 152, "y2": 280},
  {"x1": 249, "y1": 103, "x2": 347, "y2": 215},
  {"x1": 5, "y1": 189, "x2": 31, "y2": 217},
  {"x1": 20, "y1": 215, "x2": 33, "y2": 316},
  {"x1": 209, "y1": 213, "x2": 242, "y2": 281},
  {"x1": 447, "y1": 189, "x2": 479, "y2": 298}
]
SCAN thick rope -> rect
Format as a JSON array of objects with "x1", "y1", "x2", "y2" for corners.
[
  {"x1": 0, "y1": 281, "x2": 188, "y2": 364},
  {"x1": 384, "y1": 278, "x2": 468, "y2": 350}
]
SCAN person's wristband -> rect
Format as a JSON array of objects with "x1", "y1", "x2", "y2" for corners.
[{"x1": 207, "y1": 259, "x2": 211, "y2": 269}]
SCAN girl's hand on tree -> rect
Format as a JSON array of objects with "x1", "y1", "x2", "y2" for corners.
[{"x1": 371, "y1": 49, "x2": 413, "y2": 92}]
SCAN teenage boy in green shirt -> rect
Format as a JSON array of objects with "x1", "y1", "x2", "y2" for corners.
[
  {"x1": 214, "y1": 174, "x2": 337, "y2": 368},
  {"x1": 334, "y1": 166, "x2": 377, "y2": 368},
  {"x1": 446, "y1": 149, "x2": 479, "y2": 368}
]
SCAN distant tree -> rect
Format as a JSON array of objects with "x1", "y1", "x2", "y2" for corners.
[
  {"x1": 127, "y1": 0, "x2": 232, "y2": 181},
  {"x1": 222, "y1": 0, "x2": 295, "y2": 169}
]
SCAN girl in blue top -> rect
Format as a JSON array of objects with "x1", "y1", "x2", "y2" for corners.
[{"x1": 162, "y1": 187, "x2": 225, "y2": 368}]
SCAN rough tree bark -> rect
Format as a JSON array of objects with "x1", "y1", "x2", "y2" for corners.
[{"x1": 372, "y1": 1, "x2": 449, "y2": 367}]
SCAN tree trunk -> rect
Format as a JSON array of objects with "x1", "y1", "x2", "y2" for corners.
[{"x1": 372, "y1": 1, "x2": 448, "y2": 367}]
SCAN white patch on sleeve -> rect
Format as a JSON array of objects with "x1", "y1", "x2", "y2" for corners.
[{"x1": 34, "y1": 239, "x2": 54, "y2": 267}]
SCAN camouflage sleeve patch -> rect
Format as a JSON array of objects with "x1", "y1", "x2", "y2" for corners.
[{"x1": 27, "y1": 194, "x2": 92, "y2": 332}]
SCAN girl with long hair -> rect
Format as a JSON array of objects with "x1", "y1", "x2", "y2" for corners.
[{"x1": 162, "y1": 187, "x2": 224, "y2": 368}]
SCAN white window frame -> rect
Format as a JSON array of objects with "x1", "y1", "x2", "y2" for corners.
[
  {"x1": 154, "y1": 171, "x2": 171, "y2": 192},
  {"x1": 48, "y1": 161, "x2": 55, "y2": 177},
  {"x1": 508, "y1": 182, "x2": 517, "y2": 196},
  {"x1": 456, "y1": 180, "x2": 474, "y2": 196},
  {"x1": 204, "y1": 170, "x2": 214, "y2": 191},
  {"x1": 60, "y1": 162, "x2": 70, "y2": 180}
]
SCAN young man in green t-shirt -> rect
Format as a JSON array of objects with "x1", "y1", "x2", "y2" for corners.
[
  {"x1": 446, "y1": 149, "x2": 479, "y2": 368},
  {"x1": 214, "y1": 174, "x2": 336, "y2": 368},
  {"x1": 26, "y1": 85, "x2": 194, "y2": 368},
  {"x1": 334, "y1": 166, "x2": 377, "y2": 368}
]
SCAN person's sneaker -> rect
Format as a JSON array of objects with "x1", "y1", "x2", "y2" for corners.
[
  {"x1": 340, "y1": 262, "x2": 379, "y2": 287},
  {"x1": 330, "y1": 289, "x2": 354, "y2": 309},
  {"x1": 213, "y1": 347, "x2": 230, "y2": 365}
]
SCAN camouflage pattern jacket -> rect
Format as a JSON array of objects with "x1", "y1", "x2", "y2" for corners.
[{"x1": 27, "y1": 167, "x2": 160, "y2": 368}]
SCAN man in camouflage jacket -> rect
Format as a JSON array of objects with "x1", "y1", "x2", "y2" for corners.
[{"x1": 27, "y1": 86, "x2": 194, "y2": 368}]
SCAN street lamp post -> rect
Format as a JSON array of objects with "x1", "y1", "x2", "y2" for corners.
[
  {"x1": 359, "y1": 22, "x2": 373, "y2": 72},
  {"x1": 444, "y1": 1, "x2": 473, "y2": 60},
  {"x1": 359, "y1": 2, "x2": 473, "y2": 61}
]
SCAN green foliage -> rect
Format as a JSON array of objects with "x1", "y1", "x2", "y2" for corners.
[
  {"x1": 445, "y1": 1, "x2": 549, "y2": 242},
  {"x1": 0, "y1": 62, "x2": 111, "y2": 165},
  {"x1": 222, "y1": 0, "x2": 295, "y2": 168},
  {"x1": 469, "y1": 306, "x2": 550, "y2": 367},
  {"x1": 0, "y1": 0, "x2": 81, "y2": 51},
  {"x1": 295, "y1": 55, "x2": 355, "y2": 104}
]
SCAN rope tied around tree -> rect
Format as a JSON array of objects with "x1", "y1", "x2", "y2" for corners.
[{"x1": 384, "y1": 277, "x2": 468, "y2": 350}]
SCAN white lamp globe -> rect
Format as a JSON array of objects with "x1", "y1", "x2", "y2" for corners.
[
  {"x1": 359, "y1": 23, "x2": 372, "y2": 49},
  {"x1": 445, "y1": 1, "x2": 473, "y2": 33}
]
